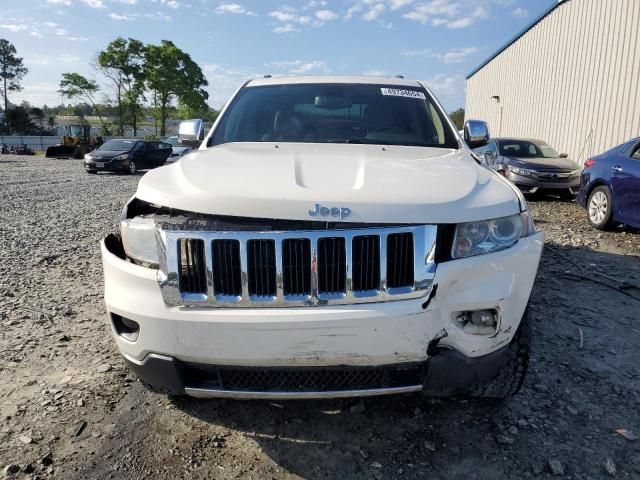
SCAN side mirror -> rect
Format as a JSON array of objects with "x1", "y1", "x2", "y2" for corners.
[
  {"x1": 464, "y1": 120, "x2": 490, "y2": 149},
  {"x1": 178, "y1": 119, "x2": 205, "y2": 148},
  {"x1": 559, "y1": 153, "x2": 568, "y2": 158}
]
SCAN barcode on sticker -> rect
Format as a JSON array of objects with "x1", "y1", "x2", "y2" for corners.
[{"x1": 380, "y1": 88, "x2": 426, "y2": 99}]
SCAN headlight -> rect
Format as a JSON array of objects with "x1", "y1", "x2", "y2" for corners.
[
  {"x1": 114, "y1": 153, "x2": 129, "y2": 161},
  {"x1": 509, "y1": 166, "x2": 534, "y2": 176},
  {"x1": 120, "y1": 217, "x2": 159, "y2": 267},
  {"x1": 84, "y1": 153, "x2": 92, "y2": 160},
  {"x1": 452, "y1": 212, "x2": 533, "y2": 259}
]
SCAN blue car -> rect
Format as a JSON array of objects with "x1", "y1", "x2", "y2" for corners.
[{"x1": 577, "y1": 137, "x2": 640, "y2": 230}]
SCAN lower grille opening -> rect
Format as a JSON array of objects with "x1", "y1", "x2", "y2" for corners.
[
  {"x1": 212, "y1": 239, "x2": 242, "y2": 297},
  {"x1": 184, "y1": 364, "x2": 424, "y2": 392},
  {"x1": 387, "y1": 233, "x2": 414, "y2": 289},
  {"x1": 283, "y1": 238, "x2": 311, "y2": 296},
  {"x1": 178, "y1": 239, "x2": 207, "y2": 294},
  {"x1": 318, "y1": 237, "x2": 346, "y2": 294}
]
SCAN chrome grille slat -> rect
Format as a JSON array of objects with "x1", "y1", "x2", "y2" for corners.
[{"x1": 157, "y1": 225, "x2": 437, "y2": 308}]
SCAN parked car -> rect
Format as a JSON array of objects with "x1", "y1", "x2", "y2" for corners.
[
  {"x1": 475, "y1": 138, "x2": 580, "y2": 197},
  {"x1": 84, "y1": 139, "x2": 172, "y2": 174},
  {"x1": 163, "y1": 135, "x2": 194, "y2": 163},
  {"x1": 577, "y1": 137, "x2": 640, "y2": 230},
  {"x1": 101, "y1": 76, "x2": 544, "y2": 400}
]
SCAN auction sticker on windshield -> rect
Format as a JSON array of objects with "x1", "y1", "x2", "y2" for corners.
[{"x1": 380, "y1": 88, "x2": 426, "y2": 99}]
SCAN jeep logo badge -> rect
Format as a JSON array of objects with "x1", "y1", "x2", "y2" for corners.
[{"x1": 308, "y1": 203, "x2": 351, "y2": 220}]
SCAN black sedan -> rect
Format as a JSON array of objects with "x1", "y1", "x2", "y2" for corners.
[
  {"x1": 475, "y1": 138, "x2": 581, "y2": 197},
  {"x1": 84, "y1": 139, "x2": 172, "y2": 174}
]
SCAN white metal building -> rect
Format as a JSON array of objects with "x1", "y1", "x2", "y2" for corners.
[{"x1": 465, "y1": 0, "x2": 640, "y2": 165}]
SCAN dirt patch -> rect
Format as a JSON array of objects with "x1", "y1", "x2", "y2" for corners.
[{"x1": 1, "y1": 156, "x2": 639, "y2": 479}]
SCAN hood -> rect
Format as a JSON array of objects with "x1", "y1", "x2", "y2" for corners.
[
  {"x1": 135, "y1": 143, "x2": 520, "y2": 224},
  {"x1": 91, "y1": 150, "x2": 129, "y2": 159},
  {"x1": 503, "y1": 155, "x2": 579, "y2": 171}
]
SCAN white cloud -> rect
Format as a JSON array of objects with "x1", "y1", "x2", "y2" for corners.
[
  {"x1": 112, "y1": 0, "x2": 137, "y2": 4},
  {"x1": 145, "y1": 11, "x2": 172, "y2": 20},
  {"x1": 303, "y1": 0, "x2": 327, "y2": 9},
  {"x1": 402, "y1": 46, "x2": 479, "y2": 63},
  {"x1": 512, "y1": 7, "x2": 528, "y2": 18},
  {"x1": 46, "y1": 0, "x2": 72, "y2": 5},
  {"x1": 362, "y1": 3, "x2": 385, "y2": 21},
  {"x1": 44, "y1": 21, "x2": 58, "y2": 27},
  {"x1": 403, "y1": 1, "x2": 488, "y2": 29},
  {"x1": 389, "y1": 0, "x2": 413, "y2": 9},
  {"x1": 273, "y1": 23, "x2": 300, "y2": 33},
  {"x1": 0, "y1": 23, "x2": 27, "y2": 32},
  {"x1": 79, "y1": 0, "x2": 105, "y2": 8},
  {"x1": 315, "y1": 9, "x2": 338, "y2": 21},
  {"x1": 269, "y1": 60, "x2": 329, "y2": 74},
  {"x1": 216, "y1": 3, "x2": 255, "y2": 15},
  {"x1": 423, "y1": 73, "x2": 466, "y2": 107},
  {"x1": 108, "y1": 12, "x2": 135, "y2": 20},
  {"x1": 269, "y1": 10, "x2": 297, "y2": 22}
]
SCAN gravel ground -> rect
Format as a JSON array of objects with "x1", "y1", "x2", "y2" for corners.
[{"x1": 1, "y1": 155, "x2": 639, "y2": 480}]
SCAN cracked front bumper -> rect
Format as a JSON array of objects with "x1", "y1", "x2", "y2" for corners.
[{"x1": 102, "y1": 231, "x2": 543, "y2": 396}]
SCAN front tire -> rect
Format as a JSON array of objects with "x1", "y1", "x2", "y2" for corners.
[
  {"x1": 469, "y1": 308, "x2": 531, "y2": 399},
  {"x1": 128, "y1": 160, "x2": 137, "y2": 175},
  {"x1": 587, "y1": 186, "x2": 616, "y2": 230}
]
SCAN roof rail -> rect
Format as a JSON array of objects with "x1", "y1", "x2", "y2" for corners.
[
  {"x1": 263, "y1": 74, "x2": 272, "y2": 78},
  {"x1": 394, "y1": 74, "x2": 404, "y2": 79}
]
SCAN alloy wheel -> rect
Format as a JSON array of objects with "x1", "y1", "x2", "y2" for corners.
[{"x1": 588, "y1": 191, "x2": 608, "y2": 225}]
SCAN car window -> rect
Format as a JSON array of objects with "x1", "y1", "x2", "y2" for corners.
[
  {"x1": 631, "y1": 142, "x2": 640, "y2": 160},
  {"x1": 211, "y1": 83, "x2": 458, "y2": 148},
  {"x1": 498, "y1": 140, "x2": 559, "y2": 158},
  {"x1": 99, "y1": 139, "x2": 135, "y2": 151},
  {"x1": 134, "y1": 142, "x2": 146, "y2": 151}
]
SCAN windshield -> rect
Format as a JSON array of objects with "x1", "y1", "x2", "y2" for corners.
[
  {"x1": 69, "y1": 125, "x2": 85, "y2": 136},
  {"x1": 498, "y1": 140, "x2": 559, "y2": 158},
  {"x1": 165, "y1": 136, "x2": 179, "y2": 146},
  {"x1": 99, "y1": 139, "x2": 136, "y2": 151},
  {"x1": 211, "y1": 83, "x2": 458, "y2": 148}
]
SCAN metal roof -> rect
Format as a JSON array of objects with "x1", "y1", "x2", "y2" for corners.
[{"x1": 466, "y1": 0, "x2": 570, "y2": 80}]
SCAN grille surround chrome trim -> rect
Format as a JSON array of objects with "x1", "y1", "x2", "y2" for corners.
[{"x1": 157, "y1": 225, "x2": 437, "y2": 308}]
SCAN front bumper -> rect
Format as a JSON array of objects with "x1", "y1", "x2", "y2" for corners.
[
  {"x1": 84, "y1": 158, "x2": 129, "y2": 172},
  {"x1": 102, "y1": 231, "x2": 544, "y2": 397},
  {"x1": 505, "y1": 171, "x2": 580, "y2": 194}
]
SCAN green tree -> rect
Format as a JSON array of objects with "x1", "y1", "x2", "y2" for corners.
[
  {"x1": 144, "y1": 40, "x2": 208, "y2": 136},
  {"x1": 6, "y1": 106, "x2": 35, "y2": 134},
  {"x1": 0, "y1": 39, "x2": 28, "y2": 133},
  {"x1": 58, "y1": 73, "x2": 105, "y2": 125},
  {"x1": 30, "y1": 107, "x2": 45, "y2": 130},
  {"x1": 97, "y1": 37, "x2": 145, "y2": 136},
  {"x1": 449, "y1": 108, "x2": 465, "y2": 130},
  {"x1": 175, "y1": 99, "x2": 219, "y2": 122}
]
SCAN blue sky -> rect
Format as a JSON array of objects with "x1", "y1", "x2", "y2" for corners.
[{"x1": 1, "y1": 0, "x2": 556, "y2": 111}]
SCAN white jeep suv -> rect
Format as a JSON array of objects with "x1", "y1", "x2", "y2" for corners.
[{"x1": 101, "y1": 76, "x2": 544, "y2": 399}]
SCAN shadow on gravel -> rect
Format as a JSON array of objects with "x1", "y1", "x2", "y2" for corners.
[
  {"x1": 162, "y1": 242, "x2": 640, "y2": 478},
  {"x1": 171, "y1": 394, "x2": 509, "y2": 479}
]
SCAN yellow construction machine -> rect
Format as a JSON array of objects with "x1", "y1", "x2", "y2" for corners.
[{"x1": 45, "y1": 125, "x2": 103, "y2": 159}]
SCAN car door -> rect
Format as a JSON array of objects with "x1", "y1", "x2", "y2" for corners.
[
  {"x1": 156, "y1": 142, "x2": 173, "y2": 165},
  {"x1": 132, "y1": 141, "x2": 149, "y2": 168},
  {"x1": 610, "y1": 140, "x2": 640, "y2": 226}
]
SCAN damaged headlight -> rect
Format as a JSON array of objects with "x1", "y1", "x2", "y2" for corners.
[
  {"x1": 452, "y1": 212, "x2": 533, "y2": 259},
  {"x1": 120, "y1": 217, "x2": 159, "y2": 267}
]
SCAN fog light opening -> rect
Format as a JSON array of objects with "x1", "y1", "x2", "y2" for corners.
[
  {"x1": 111, "y1": 313, "x2": 140, "y2": 342},
  {"x1": 454, "y1": 309, "x2": 498, "y2": 336}
]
